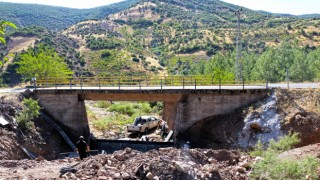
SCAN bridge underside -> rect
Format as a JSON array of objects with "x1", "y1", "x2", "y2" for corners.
[{"x1": 34, "y1": 89, "x2": 268, "y2": 143}]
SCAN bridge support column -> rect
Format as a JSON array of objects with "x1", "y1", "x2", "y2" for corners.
[
  {"x1": 163, "y1": 101, "x2": 178, "y2": 131},
  {"x1": 35, "y1": 93, "x2": 90, "y2": 143}
]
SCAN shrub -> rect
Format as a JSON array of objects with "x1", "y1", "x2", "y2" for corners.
[
  {"x1": 109, "y1": 103, "x2": 135, "y2": 116},
  {"x1": 132, "y1": 57, "x2": 140, "y2": 62},
  {"x1": 16, "y1": 98, "x2": 41, "y2": 131},
  {"x1": 250, "y1": 133, "x2": 319, "y2": 179},
  {"x1": 268, "y1": 132, "x2": 300, "y2": 152},
  {"x1": 94, "y1": 101, "x2": 112, "y2": 108}
]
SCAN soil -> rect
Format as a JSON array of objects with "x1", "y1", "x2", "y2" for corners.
[
  {"x1": 0, "y1": 147, "x2": 251, "y2": 179},
  {"x1": 0, "y1": 92, "x2": 71, "y2": 161},
  {"x1": 277, "y1": 89, "x2": 320, "y2": 147}
]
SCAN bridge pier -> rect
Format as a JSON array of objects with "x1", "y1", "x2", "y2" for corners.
[{"x1": 35, "y1": 93, "x2": 90, "y2": 143}]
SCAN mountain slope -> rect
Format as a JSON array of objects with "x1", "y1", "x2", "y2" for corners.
[
  {"x1": 0, "y1": 0, "x2": 139, "y2": 30},
  {"x1": 1, "y1": 0, "x2": 320, "y2": 85}
]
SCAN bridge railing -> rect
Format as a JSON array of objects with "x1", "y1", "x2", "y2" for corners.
[{"x1": 35, "y1": 76, "x2": 268, "y2": 90}]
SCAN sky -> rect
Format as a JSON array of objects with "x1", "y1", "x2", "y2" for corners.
[
  {"x1": 0, "y1": 0, "x2": 319, "y2": 15},
  {"x1": 221, "y1": 0, "x2": 320, "y2": 15},
  {"x1": 0, "y1": 0, "x2": 125, "y2": 9}
]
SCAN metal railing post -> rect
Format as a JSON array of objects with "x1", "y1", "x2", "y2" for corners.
[
  {"x1": 183, "y1": 77, "x2": 185, "y2": 89},
  {"x1": 194, "y1": 78, "x2": 197, "y2": 89},
  {"x1": 99, "y1": 78, "x2": 101, "y2": 89},
  {"x1": 118, "y1": 78, "x2": 120, "y2": 90},
  {"x1": 34, "y1": 79, "x2": 37, "y2": 90},
  {"x1": 69, "y1": 78, "x2": 72, "y2": 89},
  {"x1": 139, "y1": 80, "x2": 141, "y2": 90},
  {"x1": 161, "y1": 79, "x2": 163, "y2": 90},
  {"x1": 219, "y1": 79, "x2": 221, "y2": 90},
  {"x1": 266, "y1": 78, "x2": 268, "y2": 89},
  {"x1": 80, "y1": 78, "x2": 83, "y2": 90},
  {"x1": 55, "y1": 78, "x2": 57, "y2": 89},
  {"x1": 242, "y1": 78, "x2": 245, "y2": 90}
]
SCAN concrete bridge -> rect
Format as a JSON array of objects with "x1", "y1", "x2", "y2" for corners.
[{"x1": 33, "y1": 88, "x2": 269, "y2": 143}]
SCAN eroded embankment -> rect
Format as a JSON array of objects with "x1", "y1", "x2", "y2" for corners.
[{"x1": 181, "y1": 89, "x2": 320, "y2": 150}]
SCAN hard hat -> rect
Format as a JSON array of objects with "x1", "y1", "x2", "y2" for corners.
[{"x1": 79, "y1": 136, "x2": 84, "y2": 140}]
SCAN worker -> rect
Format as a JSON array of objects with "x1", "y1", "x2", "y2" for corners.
[
  {"x1": 160, "y1": 120, "x2": 168, "y2": 138},
  {"x1": 76, "y1": 136, "x2": 90, "y2": 160}
]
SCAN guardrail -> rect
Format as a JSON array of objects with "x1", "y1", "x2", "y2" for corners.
[{"x1": 33, "y1": 76, "x2": 269, "y2": 90}]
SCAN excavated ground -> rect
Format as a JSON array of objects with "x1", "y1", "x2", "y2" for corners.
[
  {"x1": 0, "y1": 147, "x2": 252, "y2": 179},
  {"x1": 0, "y1": 89, "x2": 320, "y2": 179}
]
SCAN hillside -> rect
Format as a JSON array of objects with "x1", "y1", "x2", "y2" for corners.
[
  {"x1": 61, "y1": 0, "x2": 320, "y2": 79},
  {"x1": 0, "y1": 0, "x2": 139, "y2": 30},
  {"x1": 1, "y1": 0, "x2": 320, "y2": 86}
]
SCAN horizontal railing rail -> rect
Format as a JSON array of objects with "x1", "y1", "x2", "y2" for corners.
[{"x1": 34, "y1": 76, "x2": 269, "y2": 90}]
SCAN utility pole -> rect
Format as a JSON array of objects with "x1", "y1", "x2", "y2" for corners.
[{"x1": 235, "y1": 8, "x2": 242, "y2": 81}]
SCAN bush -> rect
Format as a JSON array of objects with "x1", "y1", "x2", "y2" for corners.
[
  {"x1": 109, "y1": 103, "x2": 135, "y2": 116},
  {"x1": 250, "y1": 133, "x2": 319, "y2": 179},
  {"x1": 93, "y1": 113, "x2": 133, "y2": 131},
  {"x1": 16, "y1": 98, "x2": 41, "y2": 131},
  {"x1": 94, "y1": 101, "x2": 112, "y2": 108},
  {"x1": 92, "y1": 117, "x2": 115, "y2": 131}
]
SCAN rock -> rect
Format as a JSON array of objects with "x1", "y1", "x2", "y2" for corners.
[
  {"x1": 104, "y1": 165, "x2": 117, "y2": 170},
  {"x1": 153, "y1": 176, "x2": 159, "y2": 180},
  {"x1": 35, "y1": 156, "x2": 45, "y2": 162},
  {"x1": 115, "y1": 153, "x2": 125, "y2": 161},
  {"x1": 250, "y1": 122, "x2": 262, "y2": 131},
  {"x1": 97, "y1": 169, "x2": 108, "y2": 176},
  {"x1": 202, "y1": 164, "x2": 219, "y2": 173},
  {"x1": 159, "y1": 147, "x2": 174, "y2": 153},
  {"x1": 125, "y1": 147, "x2": 132, "y2": 153},
  {"x1": 174, "y1": 161, "x2": 191, "y2": 172},
  {"x1": 208, "y1": 158, "x2": 218, "y2": 164},
  {"x1": 113, "y1": 173, "x2": 121, "y2": 179},
  {"x1": 121, "y1": 172, "x2": 130, "y2": 179},
  {"x1": 236, "y1": 166, "x2": 246, "y2": 173},
  {"x1": 238, "y1": 161, "x2": 250, "y2": 168},
  {"x1": 169, "y1": 164, "x2": 176, "y2": 171},
  {"x1": 98, "y1": 176, "x2": 108, "y2": 180},
  {"x1": 146, "y1": 172, "x2": 154, "y2": 180}
]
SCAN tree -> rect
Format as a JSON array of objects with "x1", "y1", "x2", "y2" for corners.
[
  {"x1": 308, "y1": 48, "x2": 320, "y2": 80},
  {"x1": 252, "y1": 48, "x2": 277, "y2": 82},
  {"x1": 0, "y1": 20, "x2": 16, "y2": 44},
  {"x1": 290, "y1": 49, "x2": 313, "y2": 82},
  {"x1": 16, "y1": 44, "x2": 73, "y2": 80}
]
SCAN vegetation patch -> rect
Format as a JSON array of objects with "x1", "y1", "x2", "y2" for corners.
[{"x1": 250, "y1": 133, "x2": 320, "y2": 179}]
